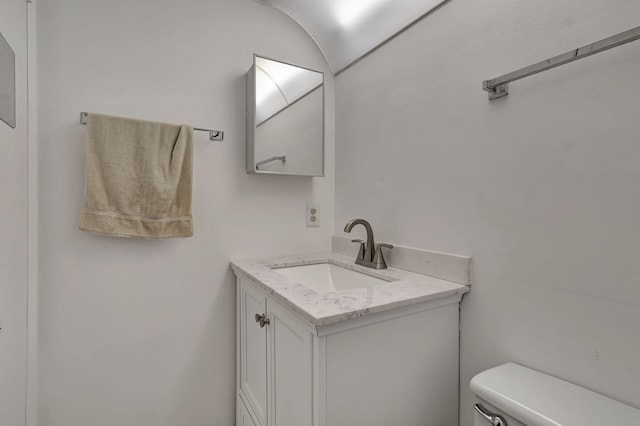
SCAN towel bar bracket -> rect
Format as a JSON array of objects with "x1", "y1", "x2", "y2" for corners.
[
  {"x1": 194, "y1": 127, "x2": 224, "y2": 141},
  {"x1": 79, "y1": 112, "x2": 224, "y2": 141},
  {"x1": 483, "y1": 82, "x2": 508, "y2": 100}
]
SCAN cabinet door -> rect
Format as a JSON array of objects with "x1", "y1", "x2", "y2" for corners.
[
  {"x1": 268, "y1": 301, "x2": 313, "y2": 426},
  {"x1": 239, "y1": 281, "x2": 268, "y2": 425},
  {"x1": 238, "y1": 399, "x2": 258, "y2": 426}
]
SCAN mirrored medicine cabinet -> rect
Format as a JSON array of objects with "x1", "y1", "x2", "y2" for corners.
[
  {"x1": 0, "y1": 31, "x2": 16, "y2": 129},
  {"x1": 246, "y1": 54, "x2": 324, "y2": 176}
]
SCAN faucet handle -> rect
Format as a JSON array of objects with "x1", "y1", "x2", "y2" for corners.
[
  {"x1": 350, "y1": 239, "x2": 366, "y2": 260},
  {"x1": 373, "y1": 243, "x2": 393, "y2": 269}
]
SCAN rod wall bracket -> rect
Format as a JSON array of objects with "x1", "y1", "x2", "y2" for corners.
[{"x1": 483, "y1": 81, "x2": 508, "y2": 100}]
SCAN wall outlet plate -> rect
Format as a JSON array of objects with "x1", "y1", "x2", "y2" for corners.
[{"x1": 306, "y1": 203, "x2": 319, "y2": 227}]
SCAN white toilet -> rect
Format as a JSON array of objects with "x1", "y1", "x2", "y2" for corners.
[{"x1": 470, "y1": 363, "x2": 640, "y2": 426}]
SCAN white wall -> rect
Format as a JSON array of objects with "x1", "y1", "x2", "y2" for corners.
[
  {"x1": 36, "y1": 1, "x2": 334, "y2": 425},
  {"x1": 0, "y1": 0, "x2": 28, "y2": 425},
  {"x1": 334, "y1": 1, "x2": 640, "y2": 425}
]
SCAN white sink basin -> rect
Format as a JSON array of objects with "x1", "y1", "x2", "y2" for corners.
[{"x1": 272, "y1": 263, "x2": 391, "y2": 294}]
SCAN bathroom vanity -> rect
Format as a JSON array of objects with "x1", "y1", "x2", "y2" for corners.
[{"x1": 231, "y1": 252, "x2": 469, "y2": 426}]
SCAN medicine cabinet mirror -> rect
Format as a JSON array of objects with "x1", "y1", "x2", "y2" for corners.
[
  {"x1": 0, "y1": 31, "x2": 16, "y2": 129},
  {"x1": 246, "y1": 54, "x2": 324, "y2": 176}
]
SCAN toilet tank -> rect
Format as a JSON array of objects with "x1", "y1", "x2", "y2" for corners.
[{"x1": 469, "y1": 363, "x2": 640, "y2": 426}]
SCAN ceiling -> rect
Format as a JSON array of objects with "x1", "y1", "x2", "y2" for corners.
[{"x1": 262, "y1": 0, "x2": 448, "y2": 73}]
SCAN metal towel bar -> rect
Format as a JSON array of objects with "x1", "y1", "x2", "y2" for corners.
[
  {"x1": 80, "y1": 112, "x2": 224, "y2": 141},
  {"x1": 483, "y1": 25, "x2": 640, "y2": 100}
]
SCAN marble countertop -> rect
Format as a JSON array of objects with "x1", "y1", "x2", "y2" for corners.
[{"x1": 231, "y1": 253, "x2": 469, "y2": 327}]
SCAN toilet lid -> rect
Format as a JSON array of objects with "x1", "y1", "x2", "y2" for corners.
[{"x1": 470, "y1": 363, "x2": 640, "y2": 426}]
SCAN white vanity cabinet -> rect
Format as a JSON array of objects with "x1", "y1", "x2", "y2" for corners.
[
  {"x1": 235, "y1": 275, "x2": 463, "y2": 426},
  {"x1": 237, "y1": 400, "x2": 258, "y2": 426},
  {"x1": 237, "y1": 278, "x2": 313, "y2": 426}
]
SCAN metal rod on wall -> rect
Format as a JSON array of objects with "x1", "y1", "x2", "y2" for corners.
[
  {"x1": 482, "y1": 25, "x2": 640, "y2": 100},
  {"x1": 80, "y1": 112, "x2": 224, "y2": 141}
]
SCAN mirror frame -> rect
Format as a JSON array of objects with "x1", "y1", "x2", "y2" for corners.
[{"x1": 246, "y1": 54, "x2": 325, "y2": 177}]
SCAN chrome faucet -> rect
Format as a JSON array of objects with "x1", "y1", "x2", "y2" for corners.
[{"x1": 343, "y1": 219, "x2": 393, "y2": 269}]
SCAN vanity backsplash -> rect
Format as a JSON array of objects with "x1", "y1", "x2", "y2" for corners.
[{"x1": 332, "y1": 236, "x2": 471, "y2": 285}]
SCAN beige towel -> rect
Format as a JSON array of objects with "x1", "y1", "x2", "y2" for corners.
[{"x1": 79, "y1": 113, "x2": 194, "y2": 239}]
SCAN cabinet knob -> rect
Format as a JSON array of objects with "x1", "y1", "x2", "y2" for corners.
[{"x1": 255, "y1": 313, "x2": 270, "y2": 328}]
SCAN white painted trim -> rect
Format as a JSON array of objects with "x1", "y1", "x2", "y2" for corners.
[
  {"x1": 25, "y1": 1, "x2": 38, "y2": 425},
  {"x1": 236, "y1": 279, "x2": 241, "y2": 425},
  {"x1": 314, "y1": 336, "x2": 327, "y2": 426}
]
